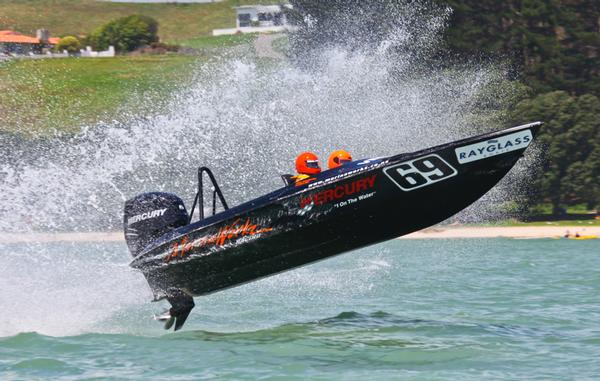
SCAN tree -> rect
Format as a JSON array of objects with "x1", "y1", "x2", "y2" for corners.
[
  {"x1": 88, "y1": 15, "x2": 159, "y2": 53},
  {"x1": 438, "y1": 0, "x2": 600, "y2": 97},
  {"x1": 512, "y1": 91, "x2": 600, "y2": 213},
  {"x1": 55, "y1": 36, "x2": 81, "y2": 53}
]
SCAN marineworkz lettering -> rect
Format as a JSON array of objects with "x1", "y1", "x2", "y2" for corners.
[
  {"x1": 455, "y1": 130, "x2": 532, "y2": 164},
  {"x1": 307, "y1": 161, "x2": 387, "y2": 189},
  {"x1": 128, "y1": 208, "x2": 167, "y2": 225},
  {"x1": 300, "y1": 175, "x2": 377, "y2": 208}
]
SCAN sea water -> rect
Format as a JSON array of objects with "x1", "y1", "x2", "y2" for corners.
[{"x1": 1, "y1": 238, "x2": 598, "y2": 380}]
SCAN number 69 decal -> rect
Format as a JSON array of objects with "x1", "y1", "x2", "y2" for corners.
[{"x1": 384, "y1": 154, "x2": 457, "y2": 191}]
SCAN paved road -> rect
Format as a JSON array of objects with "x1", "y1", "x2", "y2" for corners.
[{"x1": 254, "y1": 33, "x2": 284, "y2": 59}]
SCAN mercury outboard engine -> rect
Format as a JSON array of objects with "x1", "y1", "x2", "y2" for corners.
[
  {"x1": 124, "y1": 192, "x2": 189, "y2": 256},
  {"x1": 124, "y1": 192, "x2": 194, "y2": 330},
  {"x1": 123, "y1": 168, "x2": 230, "y2": 331}
]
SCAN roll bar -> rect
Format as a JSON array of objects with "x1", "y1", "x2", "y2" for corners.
[{"x1": 188, "y1": 167, "x2": 229, "y2": 224}]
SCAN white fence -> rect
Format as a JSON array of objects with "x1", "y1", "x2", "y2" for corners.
[
  {"x1": 80, "y1": 46, "x2": 115, "y2": 57},
  {"x1": 2, "y1": 50, "x2": 69, "y2": 60},
  {"x1": 1, "y1": 46, "x2": 116, "y2": 60}
]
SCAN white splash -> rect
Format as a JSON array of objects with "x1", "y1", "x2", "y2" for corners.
[{"x1": 0, "y1": 2, "x2": 530, "y2": 336}]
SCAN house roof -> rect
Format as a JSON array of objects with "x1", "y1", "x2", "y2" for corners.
[
  {"x1": 0, "y1": 30, "x2": 60, "y2": 44},
  {"x1": 0, "y1": 34, "x2": 39, "y2": 44}
]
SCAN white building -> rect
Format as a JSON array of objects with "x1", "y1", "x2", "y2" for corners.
[
  {"x1": 213, "y1": 4, "x2": 296, "y2": 36},
  {"x1": 235, "y1": 5, "x2": 290, "y2": 28}
]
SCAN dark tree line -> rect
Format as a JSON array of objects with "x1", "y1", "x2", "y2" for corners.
[
  {"x1": 440, "y1": 0, "x2": 600, "y2": 97},
  {"x1": 287, "y1": 0, "x2": 600, "y2": 213},
  {"x1": 441, "y1": 0, "x2": 600, "y2": 213},
  {"x1": 512, "y1": 91, "x2": 600, "y2": 214}
]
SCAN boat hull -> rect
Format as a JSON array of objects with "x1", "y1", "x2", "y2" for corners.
[{"x1": 130, "y1": 123, "x2": 541, "y2": 298}]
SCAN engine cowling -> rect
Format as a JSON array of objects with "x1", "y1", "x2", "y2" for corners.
[{"x1": 123, "y1": 192, "x2": 189, "y2": 257}]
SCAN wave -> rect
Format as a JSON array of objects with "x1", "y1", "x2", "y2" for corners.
[{"x1": 0, "y1": 311, "x2": 559, "y2": 344}]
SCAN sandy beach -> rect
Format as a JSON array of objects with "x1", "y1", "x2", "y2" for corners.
[
  {"x1": 1, "y1": 226, "x2": 598, "y2": 244},
  {"x1": 404, "y1": 225, "x2": 600, "y2": 239}
]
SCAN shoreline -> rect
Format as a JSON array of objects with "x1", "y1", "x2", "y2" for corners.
[
  {"x1": 1, "y1": 226, "x2": 598, "y2": 244},
  {"x1": 403, "y1": 226, "x2": 600, "y2": 239}
]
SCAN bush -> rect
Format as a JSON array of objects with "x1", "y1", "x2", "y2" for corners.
[
  {"x1": 55, "y1": 36, "x2": 81, "y2": 53},
  {"x1": 132, "y1": 42, "x2": 181, "y2": 55},
  {"x1": 149, "y1": 42, "x2": 179, "y2": 52},
  {"x1": 89, "y1": 15, "x2": 159, "y2": 53}
]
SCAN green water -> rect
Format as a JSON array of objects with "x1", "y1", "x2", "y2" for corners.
[{"x1": 1, "y1": 238, "x2": 599, "y2": 380}]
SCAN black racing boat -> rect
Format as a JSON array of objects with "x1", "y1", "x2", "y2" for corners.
[{"x1": 124, "y1": 122, "x2": 541, "y2": 330}]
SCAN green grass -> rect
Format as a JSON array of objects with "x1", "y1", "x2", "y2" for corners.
[
  {"x1": 0, "y1": 55, "x2": 198, "y2": 135},
  {"x1": 528, "y1": 203, "x2": 596, "y2": 215},
  {"x1": 0, "y1": 0, "x2": 286, "y2": 136},
  {"x1": 171, "y1": 33, "x2": 257, "y2": 50},
  {"x1": 0, "y1": 0, "x2": 278, "y2": 41}
]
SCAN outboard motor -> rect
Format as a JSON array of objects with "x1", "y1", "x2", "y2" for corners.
[
  {"x1": 124, "y1": 192, "x2": 194, "y2": 331},
  {"x1": 124, "y1": 192, "x2": 189, "y2": 257},
  {"x1": 123, "y1": 168, "x2": 230, "y2": 331}
]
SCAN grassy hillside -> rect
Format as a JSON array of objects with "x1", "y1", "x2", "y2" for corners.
[
  {"x1": 0, "y1": 55, "x2": 197, "y2": 135},
  {"x1": 0, "y1": 0, "x2": 270, "y2": 136},
  {"x1": 0, "y1": 0, "x2": 277, "y2": 41},
  {"x1": 172, "y1": 33, "x2": 257, "y2": 50}
]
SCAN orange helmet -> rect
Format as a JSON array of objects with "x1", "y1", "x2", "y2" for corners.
[
  {"x1": 295, "y1": 152, "x2": 321, "y2": 175},
  {"x1": 328, "y1": 150, "x2": 352, "y2": 169}
]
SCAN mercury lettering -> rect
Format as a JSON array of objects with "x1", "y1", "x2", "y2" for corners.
[
  {"x1": 128, "y1": 208, "x2": 168, "y2": 225},
  {"x1": 300, "y1": 175, "x2": 377, "y2": 208}
]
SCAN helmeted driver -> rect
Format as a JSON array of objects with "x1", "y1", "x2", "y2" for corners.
[
  {"x1": 328, "y1": 150, "x2": 352, "y2": 169},
  {"x1": 292, "y1": 151, "x2": 321, "y2": 185}
]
